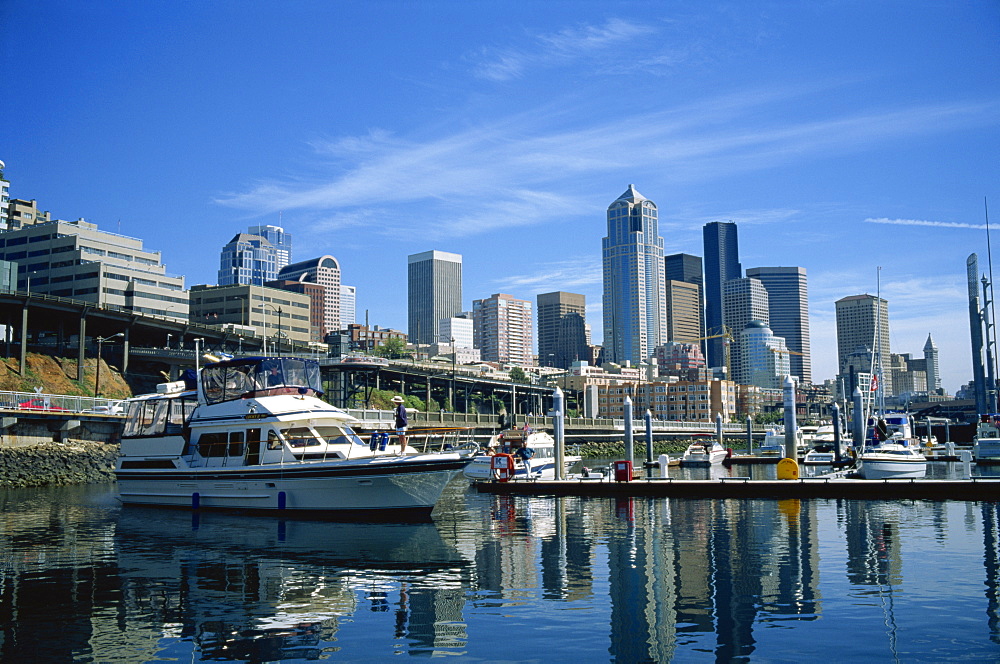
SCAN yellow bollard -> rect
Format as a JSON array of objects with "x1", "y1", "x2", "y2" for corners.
[{"x1": 777, "y1": 457, "x2": 799, "y2": 480}]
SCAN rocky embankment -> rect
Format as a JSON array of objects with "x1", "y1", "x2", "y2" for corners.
[{"x1": 0, "y1": 440, "x2": 119, "y2": 488}]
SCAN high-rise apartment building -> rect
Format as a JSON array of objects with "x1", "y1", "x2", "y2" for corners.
[
  {"x1": 835, "y1": 294, "x2": 892, "y2": 396},
  {"x1": 703, "y1": 222, "x2": 742, "y2": 368},
  {"x1": 924, "y1": 334, "x2": 940, "y2": 392},
  {"x1": 745, "y1": 266, "x2": 812, "y2": 385},
  {"x1": 5, "y1": 199, "x2": 50, "y2": 231},
  {"x1": 537, "y1": 291, "x2": 588, "y2": 369},
  {"x1": 723, "y1": 277, "x2": 769, "y2": 384},
  {"x1": 0, "y1": 218, "x2": 188, "y2": 319},
  {"x1": 218, "y1": 232, "x2": 278, "y2": 286},
  {"x1": 247, "y1": 224, "x2": 292, "y2": 271},
  {"x1": 472, "y1": 293, "x2": 534, "y2": 367},
  {"x1": 276, "y1": 256, "x2": 342, "y2": 338},
  {"x1": 407, "y1": 250, "x2": 462, "y2": 346},
  {"x1": 602, "y1": 185, "x2": 666, "y2": 366}
]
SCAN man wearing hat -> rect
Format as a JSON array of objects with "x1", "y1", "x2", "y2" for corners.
[{"x1": 392, "y1": 395, "x2": 408, "y2": 453}]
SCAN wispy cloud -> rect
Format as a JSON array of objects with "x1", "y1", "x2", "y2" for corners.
[
  {"x1": 492, "y1": 256, "x2": 602, "y2": 294},
  {"x1": 865, "y1": 217, "x2": 987, "y2": 230},
  {"x1": 215, "y1": 93, "x2": 999, "y2": 239},
  {"x1": 470, "y1": 18, "x2": 655, "y2": 81}
]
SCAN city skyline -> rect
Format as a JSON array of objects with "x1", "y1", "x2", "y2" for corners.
[{"x1": 3, "y1": 2, "x2": 998, "y2": 392}]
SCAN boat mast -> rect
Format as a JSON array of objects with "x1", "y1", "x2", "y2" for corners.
[{"x1": 984, "y1": 197, "x2": 998, "y2": 412}]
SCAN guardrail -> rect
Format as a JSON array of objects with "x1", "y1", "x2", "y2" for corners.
[{"x1": 0, "y1": 390, "x2": 123, "y2": 415}]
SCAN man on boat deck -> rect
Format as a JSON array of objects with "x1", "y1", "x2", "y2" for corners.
[{"x1": 392, "y1": 395, "x2": 408, "y2": 453}]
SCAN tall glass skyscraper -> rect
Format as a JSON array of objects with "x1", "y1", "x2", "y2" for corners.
[
  {"x1": 407, "y1": 250, "x2": 462, "y2": 346},
  {"x1": 218, "y1": 232, "x2": 277, "y2": 286},
  {"x1": 602, "y1": 185, "x2": 666, "y2": 366},
  {"x1": 248, "y1": 224, "x2": 292, "y2": 271},
  {"x1": 703, "y1": 221, "x2": 742, "y2": 368}
]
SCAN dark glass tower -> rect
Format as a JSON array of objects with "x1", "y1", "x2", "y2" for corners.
[{"x1": 702, "y1": 222, "x2": 742, "y2": 368}]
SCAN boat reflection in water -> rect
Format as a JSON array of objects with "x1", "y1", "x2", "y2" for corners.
[{"x1": 1, "y1": 482, "x2": 999, "y2": 661}]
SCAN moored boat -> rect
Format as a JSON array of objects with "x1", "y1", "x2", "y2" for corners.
[
  {"x1": 680, "y1": 435, "x2": 729, "y2": 467},
  {"x1": 463, "y1": 427, "x2": 581, "y2": 480},
  {"x1": 114, "y1": 356, "x2": 472, "y2": 517},
  {"x1": 856, "y1": 414, "x2": 927, "y2": 479},
  {"x1": 974, "y1": 414, "x2": 1000, "y2": 465}
]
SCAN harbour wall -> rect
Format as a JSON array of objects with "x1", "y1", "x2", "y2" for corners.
[{"x1": 0, "y1": 439, "x2": 119, "y2": 488}]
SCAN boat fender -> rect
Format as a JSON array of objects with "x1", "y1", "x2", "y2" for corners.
[
  {"x1": 726, "y1": 448, "x2": 733, "y2": 458},
  {"x1": 491, "y1": 453, "x2": 515, "y2": 482}
]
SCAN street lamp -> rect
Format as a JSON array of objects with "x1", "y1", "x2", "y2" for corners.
[
  {"x1": 166, "y1": 333, "x2": 172, "y2": 350},
  {"x1": 94, "y1": 333, "x2": 124, "y2": 397},
  {"x1": 261, "y1": 303, "x2": 284, "y2": 357}
]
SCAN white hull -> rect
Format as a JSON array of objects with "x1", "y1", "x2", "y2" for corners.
[
  {"x1": 117, "y1": 453, "x2": 468, "y2": 515},
  {"x1": 803, "y1": 450, "x2": 836, "y2": 465},
  {"x1": 858, "y1": 448, "x2": 927, "y2": 480},
  {"x1": 680, "y1": 442, "x2": 728, "y2": 467},
  {"x1": 463, "y1": 455, "x2": 580, "y2": 481},
  {"x1": 974, "y1": 437, "x2": 1000, "y2": 464}
]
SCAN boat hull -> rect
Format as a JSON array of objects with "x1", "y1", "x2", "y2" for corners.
[
  {"x1": 858, "y1": 455, "x2": 927, "y2": 480},
  {"x1": 463, "y1": 455, "x2": 580, "y2": 480},
  {"x1": 974, "y1": 437, "x2": 1000, "y2": 465},
  {"x1": 116, "y1": 454, "x2": 469, "y2": 515},
  {"x1": 679, "y1": 450, "x2": 728, "y2": 467}
]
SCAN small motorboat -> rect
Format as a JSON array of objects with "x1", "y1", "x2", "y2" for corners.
[
  {"x1": 680, "y1": 436, "x2": 729, "y2": 467},
  {"x1": 463, "y1": 427, "x2": 581, "y2": 481},
  {"x1": 857, "y1": 442, "x2": 927, "y2": 479}
]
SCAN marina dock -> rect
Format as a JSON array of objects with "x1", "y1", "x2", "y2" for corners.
[{"x1": 474, "y1": 476, "x2": 1000, "y2": 500}]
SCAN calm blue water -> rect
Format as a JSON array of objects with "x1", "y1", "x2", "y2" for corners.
[{"x1": 1, "y1": 473, "x2": 998, "y2": 662}]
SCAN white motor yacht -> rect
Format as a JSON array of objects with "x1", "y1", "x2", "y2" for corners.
[
  {"x1": 115, "y1": 357, "x2": 472, "y2": 517},
  {"x1": 680, "y1": 436, "x2": 729, "y2": 467},
  {"x1": 974, "y1": 414, "x2": 1000, "y2": 465}
]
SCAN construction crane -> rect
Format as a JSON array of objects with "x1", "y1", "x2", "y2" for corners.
[{"x1": 678, "y1": 327, "x2": 733, "y2": 379}]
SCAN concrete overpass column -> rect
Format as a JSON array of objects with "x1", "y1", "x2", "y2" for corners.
[
  {"x1": 18, "y1": 305, "x2": 28, "y2": 376},
  {"x1": 77, "y1": 316, "x2": 87, "y2": 382}
]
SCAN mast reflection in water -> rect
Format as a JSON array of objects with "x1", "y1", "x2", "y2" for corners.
[{"x1": 1, "y1": 482, "x2": 998, "y2": 661}]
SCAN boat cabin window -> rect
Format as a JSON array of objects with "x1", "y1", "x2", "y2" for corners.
[
  {"x1": 200, "y1": 357, "x2": 324, "y2": 405},
  {"x1": 313, "y1": 425, "x2": 365, "y2": 446},
  {"x1": 281, "y1": 426, "x2": 322, "y2": 448},
  {"x1": 195, "y1": 431, "x2": 245, "y2": 458},
  {"x1": 123, "y1": 395, "x2": 197, "y2": 438}
]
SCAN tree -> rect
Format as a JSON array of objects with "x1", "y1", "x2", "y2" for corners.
[
  {"x1": 508, "y1": 366, "x2": 529, "y2": 384},
  {"x1": 372, "y1": 337, "x2": 410, "y2": 359}
]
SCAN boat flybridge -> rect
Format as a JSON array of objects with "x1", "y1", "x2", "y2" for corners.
[{"x1": 115, "y1": 356, "x2": 472, "y2": 517}]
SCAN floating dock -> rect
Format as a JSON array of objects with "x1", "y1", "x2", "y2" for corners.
[{"x1": 474, "y1": 477, "x2": 1000, "y2": 501}]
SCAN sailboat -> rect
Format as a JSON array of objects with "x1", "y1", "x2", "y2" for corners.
[{"x1": 855, "y1": 269, "x2": 927, "y2": 480}]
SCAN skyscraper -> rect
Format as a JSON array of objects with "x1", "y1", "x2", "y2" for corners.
[
  {"x1": 835, "y1": 294, "x2": 892, "y2": 396},
  {"x1": 664, "y1": 252, "x2": 705, "y2": 350},
  {"x1": 408, "y1": 250, "x2": 462, "y2": 346},
  {"x1": 218, "y1": 232, "x2": 278, "y2": 286},
  {"x1": 664, "y1": 280, "x2": 703, "y2": 346},
  {"x1": 923, "y1": 334, "x2": 940, "y2": 392},
  {"x1": 248, "y1": 224, "x2": 292, "y2": 271},
  {"x1": 602, "y1": 185, "x2": 666, "y2": 366},
  {"x1": 703, "y1": 222, "x2": 742, "y2": 368},
  {"x1": 723, "y1": 277, "x2": 769, "y2": 383},
  {"x1": 740, "y1": 320, "x2": 791, "y2": 390},
  {"x1": 340, "y1": 285, "x2": 356, "y2": 328},
  {"x1": 537, "y1": 291, "x2": 588, "y2": 369},
  {"x1": 275, "y1": 255, "x2": 342, "y2": 338},
  {"x1": 745, "y1": 266, "x2": 812, "y2": 385},
  {"x1": 472, "y1": 293, "x2": 534, "y2": 366}
]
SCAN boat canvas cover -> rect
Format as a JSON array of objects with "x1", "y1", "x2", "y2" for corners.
[{"x1": 200, "y1": 357, "x2": 324, "y2": 405}]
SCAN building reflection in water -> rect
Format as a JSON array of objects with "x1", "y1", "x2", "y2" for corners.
[{"x1": 2, "y1": 484, "x2": 1000, "y2": 660}]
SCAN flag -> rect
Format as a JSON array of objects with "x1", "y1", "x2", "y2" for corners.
[{"x1": 870, "y1": 374, "x2": 878, "y2": 392}]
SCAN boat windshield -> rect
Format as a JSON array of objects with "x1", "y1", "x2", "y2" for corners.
[{"x1": 201, "y1": 357, "x2": 324, "y2": 405}]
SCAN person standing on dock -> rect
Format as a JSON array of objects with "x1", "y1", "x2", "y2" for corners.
[{"x1": 392, "y1": 395, "x2": 408, "y2": 453}]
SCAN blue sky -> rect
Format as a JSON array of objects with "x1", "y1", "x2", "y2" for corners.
[{"x1": 3, "y1": 1, "x2": 999, "y2": 393}]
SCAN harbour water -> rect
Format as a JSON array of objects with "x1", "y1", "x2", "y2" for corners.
[{"x1": 1, "y1": 470, "x2": 998, "y2": 662}]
